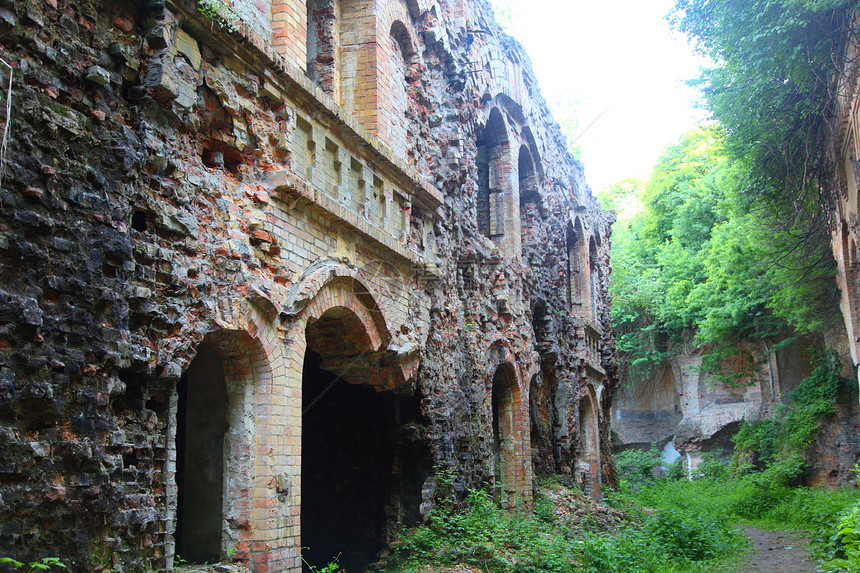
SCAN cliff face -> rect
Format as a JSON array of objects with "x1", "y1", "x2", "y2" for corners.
[
  {"x1": 612, "y1": 334, "x2": 859, "y2": 485},
  {"x1": 0, "y1": 0, "x2": 616, "y2": 570}
]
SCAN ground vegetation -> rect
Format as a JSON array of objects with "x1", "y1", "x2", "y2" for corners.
[
  {"x1": 382, "y1": 479, "x2": 744, "y2": 573},
  {"x1": 613, "y1": 355, "x2": 860, "y2": 570}
]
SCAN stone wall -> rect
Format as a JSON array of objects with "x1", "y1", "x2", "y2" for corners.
[
  {"x1": 831, "y1": 14, "x2": 860, "y2": 393},
  {"x1": 0, "y1": 0, "x2": 616, "y2": 571}
]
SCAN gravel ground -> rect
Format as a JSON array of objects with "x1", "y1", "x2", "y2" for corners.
[{"x1": 735, "y1": 526, "x2": 819, "y2": 573}]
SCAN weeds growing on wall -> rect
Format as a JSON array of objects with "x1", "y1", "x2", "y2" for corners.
[{"x1": 730, "y1": 350, "x2": 848, "y2": 481}]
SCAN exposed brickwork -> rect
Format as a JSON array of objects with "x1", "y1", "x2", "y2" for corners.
[{"x1": 0, "y1": 0, "x2": 617, "y2": 571}]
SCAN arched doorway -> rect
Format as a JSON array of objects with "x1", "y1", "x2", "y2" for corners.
[
  {"x1": 491, "y1": 364, "x2": 517, "y2": 508},
  {"x1": 175, "y1": 343, "x2": 227, "y2": 563},
  {"x1": 578, "y1": 391, "x2": 600, "y2": 499},
  {"x1": 301, "y1": 306, "x2": 428, "y2": 571}
]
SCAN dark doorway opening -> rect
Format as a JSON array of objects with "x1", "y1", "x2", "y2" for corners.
[
  {"x1": 302, "y1": 348, "x2": 389, "y2": 572},
  {"x1": 491, "y1": 365, "x2": 515, "y2": 507},
  {"x1": 175, "y1": 343, "x2": 227, "y2": 563},
  {"x1": 301, "y1": 346, "x2": 429, "y2": 572}
]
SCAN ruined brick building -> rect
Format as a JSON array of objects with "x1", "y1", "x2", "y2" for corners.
[
  {"x1": 832, "y1": 16, "x2": 860, "y2": 392},
  {"x1": 0, "y1": 0, "x2": 616, "y2": 571}
]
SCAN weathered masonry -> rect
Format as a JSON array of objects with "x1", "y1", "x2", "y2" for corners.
[
  {"x1": 0, "y1": 0, "x2": 616, "y2": 571},
  {"x1": 831, "y1": 16, "x2": 860, "y2": 393},
  {"x1": 611, "y1": 333, "x2": 860, "y2": 487}
]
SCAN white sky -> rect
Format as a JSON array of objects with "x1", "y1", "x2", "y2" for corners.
[{"x1": 490, "y1": 0, "x2": 710, "y2": 193}]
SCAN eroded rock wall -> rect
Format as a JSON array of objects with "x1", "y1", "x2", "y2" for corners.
[{"x1": 612, "y1": 334, "x2": 860, "y2": 483}]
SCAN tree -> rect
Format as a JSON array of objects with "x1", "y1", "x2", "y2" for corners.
[
  {"x1": 669, "y1": 0, "x2": 855, "y2": 243},
  {"x1": 608, "y1": 126, "x2": 839, "y2": 386}
]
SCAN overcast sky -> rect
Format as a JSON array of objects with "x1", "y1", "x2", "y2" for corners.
[{"x1": 490, "y1": 0, "x2": 710, "y2": 193}]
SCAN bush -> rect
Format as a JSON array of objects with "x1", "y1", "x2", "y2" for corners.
[
  {"x1": 614, "y1": 444, "x2": 664, "y2": 489},
  {"x1": 824, "y1": 502, "x2": 860, "y2": 571},
  {"x1": 696, "y1": 451, "x2": 730, "y2": 480},
  {"x1": 647, "y1": 509, "x2": 738, "y2": 562},
  {"x1": 731, "y1": 351, "x2": 847, "y2": 477}
]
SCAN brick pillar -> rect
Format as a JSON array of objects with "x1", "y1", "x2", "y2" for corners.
[{"x1": 272, "y1": 0, "x2": 308, "y2": 71}]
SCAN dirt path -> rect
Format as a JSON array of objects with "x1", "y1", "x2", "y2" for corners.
[{"x1": 735, "y1": 526, "x2": 819, "y2": 572}]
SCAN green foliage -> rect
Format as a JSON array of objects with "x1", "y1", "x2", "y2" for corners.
[
  {"x1": 614, "y1": 444, "x2": 664, "y2": 489},
  {"x1": 646, "y1": 509, "x2": 738, "y2": 562},
  {"x1": 197, "y1": 0, "x2": 240, "y2": 32},
  {"x1": 695, "y1": 451, "x2": 730, "y2": 480},
  {"x1": 302, "y1": 556, "x2": 347, "y2": 573},
  {"x1": 389, "y1": 484, "x2": 742, "y2": 573},
  {"x1": 630, "y1": 477, "x2": 860, "y2": 564},
  {"x1": 731, "y1": 351, "x2": 847, "y2": 473},
  {"x1": 619, "y1": 355, "x2": 854, "y2": 568},
  {"x1": 0, "y1": 558, "x2": 67, "y2": 572},
  {"x1": 597, "y1": 177, "x2": 643, "y2": 216},
  {"x1": 670, "y1": 0, "x2": 852, "y2": 237},
  {"x1": 824, "y1": 502, "x2": 860, "y2": 571},
  {"x1": 607, "y1": 124, "x2": 839, "y2": 387}
]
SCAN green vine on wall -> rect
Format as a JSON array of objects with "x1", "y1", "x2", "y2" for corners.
[{"x1": 197, "y1": 0, "x2": 240, "y2": 33}]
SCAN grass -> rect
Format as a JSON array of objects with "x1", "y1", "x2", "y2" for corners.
[{"x1": 383, "y1": 482, "x2": 747, "y2": 573}]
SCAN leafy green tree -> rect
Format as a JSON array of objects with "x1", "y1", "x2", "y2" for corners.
[
  {"x1": 669, "y1": 0, "x2": 854, "y2": 242},
  {"x1": 607, "y1": 125, "x2": 839, "y2": 386}
]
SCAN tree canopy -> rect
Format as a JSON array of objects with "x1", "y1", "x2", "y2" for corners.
[
  {"x1": 604, "y1": 0, "x2": 859, "y2": 385},
  {"x1": 670, "y1": 0, "x2": 857, "y2": 240},
  {"x1": 603, "y1": 126, "x2": 839, "y2": 385}
]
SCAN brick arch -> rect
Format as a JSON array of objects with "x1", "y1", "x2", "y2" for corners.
[
  {"x1": 588, "y1": 235, "x2": 600, "y2": 321},
  {"x1": 577, "y1": 385, "x2": 601, "y2": 499},
  {"x1": 484, "y1": 340, "x2": 532, "y2": 510},
  {"x1": 578, "y1": 386, "x2": 599, "y2": 457},
  {"x1": 567, "y1": 218, "x2": 588, "y2": 313},
  {"x1": 283, "y1": 262, "x2": 394, "y2": 352},
  {"x1": 477, "y1": 107, "x2": 516, "y2": 250},
  {"x1": 839, "y1": 222, "x2": 860, "y2": 367},
  {"x1": 485, "y1": 339, "x2": 522, "y2": 390},
  {"x1": 382, "y1": 18, "x2": 414, "y2": 156},
  {"x1": 378, "y1": 0, "x2": 420, "y2": 56},
  {"x1": 339, "y1": 0, "x2": 424, "y2": 151},
  {"x1": 161, "y1": 293, "x2": 293, "y2": 572},
  {"x1": 521, "y1": 126, "x2": 544, "y2": 180},
  {"x1": 276, "y1": 272, "x2": 418, "y2": 567},
  {"x1": 519, "y1": 144, "x2": 542, "y2": 254},
  {"x1": 482, "y1": 93, "x2": 525, "y2": 126}
]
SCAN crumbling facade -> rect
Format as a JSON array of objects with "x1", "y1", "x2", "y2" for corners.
[
  {"x1": 831, "y1": 17, "x2": 860, "y2": 392},
  {"x1": 0, "y1": 0, "x2": 616, "y2": 571}
]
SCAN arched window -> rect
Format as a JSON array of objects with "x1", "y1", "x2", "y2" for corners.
[
  {"x1": 386, "y1": 21, "x2": 414, "y2": 155},
  {"x1": 477, "y1": 109, "x2": 510, "y2": 239},
  {"x1": 589, "y1": 238, "x2": 599, "y2": 321},
  {"x1": 567, "y1": 220, "x2": 586, "y2": 312},
  {"x1": 518, "y1": 145, "x2": 538, "y2": 251}
]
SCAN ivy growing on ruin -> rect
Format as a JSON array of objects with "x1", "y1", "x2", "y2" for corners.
[{"x1": 670, "y1": 0, "x2": 857, "y2": 248}]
